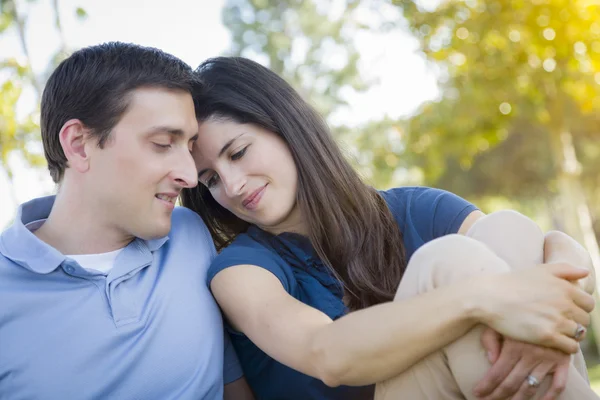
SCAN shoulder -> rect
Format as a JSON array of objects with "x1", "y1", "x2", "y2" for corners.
[
  {"x1": 171, "y1": 206, "x2": 207, "y2": 231},
  {"x1": 208, "y1": 233, "x2": 296, "y2": 292},
  {"x1": 169, "y1": 207, "x2": 214, "y2": 248},
  {"x1": 380, "y1": 186, "x2": 478, "y2": 253},
  {"x1": 379, "y1": 186, "x2": 425, "y2": 210},
  {"x1": 0, "y1": 254, "x2": 30, "y2": 301},
  {"x1": 380, "y1": 186, "x2": 457, "y2": 208},
  {"x1": 0, "y1": 253, "x2": 15, "y2": 277},
  {"x1": 381, "y1": 186, "x2": 475, "y2": 221},
  {"x1": 379, "y1": 186, "x2": 447, "y2": 225},
  {"x1": 159, "y1": 207, "x2": 216, "y2": 271}
]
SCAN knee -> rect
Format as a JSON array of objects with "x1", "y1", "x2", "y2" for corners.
[
  {"x1": 544, "y1": 230, "x2": 588, "y2": 262},
  {"x1": 411, "y1": 235, "x2": 509, "y2": 288},
  {"x1": 467, "y1": 210, "x2": 544, "y2": 242},
  {"x1": 466, "y1": 210, "x2": 545, "y2": 268},
  {"x1": 544, "y1": 230, "x2": 595, "y2": 294}
]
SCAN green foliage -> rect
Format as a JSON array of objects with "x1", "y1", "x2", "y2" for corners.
[
  {"x1": 223, "y1": 0, "x2": 373, "y2": 119},
  {"x1": 392, "y1": 0, "x2": 600, "y2": 204},
  {"x1": 222, "y1": 0, "x2": 415, "y2": 188},
  {"x1": 0, "y1": 0, "x2": 79, "y2": 183},
  {"x1": 75, "y1": 6, "x2": 86, "y2": 20},
  {"x1": 0, "y1": 76, "x2": 43, "y2": 178},
  {"x1": 0, "y1": 0, "x2": 41, "y2": 179}
]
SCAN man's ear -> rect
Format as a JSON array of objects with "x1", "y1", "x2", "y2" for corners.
[{"x1": 58, "y1": 119, "x2": 93, "y2": 174}]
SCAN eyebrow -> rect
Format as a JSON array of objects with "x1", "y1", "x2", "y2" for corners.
[
  {"x1": 197, "y1": 133, "x2": 246, "y2": 180},
  {"x1": 147, "y1": 126, "x2": 199, "y2": 141}
]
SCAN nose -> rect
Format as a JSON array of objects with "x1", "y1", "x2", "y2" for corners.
[
  {"x1": 221, "y1": 168, "x2": 246, "y2": 198},
  {"x1": 172, "y1": 151, "x2": 198, "y2": 188}
]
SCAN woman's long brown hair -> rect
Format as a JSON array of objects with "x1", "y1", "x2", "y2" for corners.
[{"x1": 181, "y1": 57, "x2": 406, "y2": 310}]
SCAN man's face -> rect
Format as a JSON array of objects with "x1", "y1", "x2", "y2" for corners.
[{"x1": 85, "y1": 87, "x2": 198, "y2": 240}]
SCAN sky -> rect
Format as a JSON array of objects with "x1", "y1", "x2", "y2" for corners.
[{"x1": 0, "y1": 0, "x2": 439, "y2": 228}]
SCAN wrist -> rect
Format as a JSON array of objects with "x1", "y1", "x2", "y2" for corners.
[{"x1": 460, "y1": 276, "x2": 496, "y2": 326}]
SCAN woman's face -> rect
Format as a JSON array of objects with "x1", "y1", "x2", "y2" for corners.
[{"x1": 192, "y1": 118, "x2": 304, "y2": 235}]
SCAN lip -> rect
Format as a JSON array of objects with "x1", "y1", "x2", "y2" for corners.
[
  {"x1": 242, "y1": 185, "x2": 267, "y2": 210},
  {"x1": 155, "y1": 192, "x2": 178, "y2": 210}
]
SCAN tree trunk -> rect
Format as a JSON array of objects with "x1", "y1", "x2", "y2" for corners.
[{"x1": 549, "y1": 128, "x2": 600, "y2": 354}]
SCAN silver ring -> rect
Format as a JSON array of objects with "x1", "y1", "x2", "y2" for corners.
[
  {"x1": 574, "y1": 323, "x2": 586, "y2": 340},
  {"x1": 526, "y1": 374, "x2": 540, "y2": 388}
]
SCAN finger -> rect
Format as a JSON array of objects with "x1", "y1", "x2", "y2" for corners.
[
  {"x1": 565, "y1": 304, "x2": 591, "y2": 328},
  {"x1": 559, "y1": 319, "x2": 587, "y2": 344},
  {"x1": 480, "y1": 327, "x2": 502, "y2": 364},
  {"x1": 545, "y1": 263, "x2": 589, "y2": 281},
  {"x1": 481, "y1": 357, "x2": 539, "y2": 400},
  {"x1": 539, "y1": 362, "x2": 569, "y2": 400},
  {"x1": 513, "y1": 362, "x2": 554, "y2": 400},
  {"x1": 544, "y1": 330, "x2": 580, "y2": 354},
  {"x1": 473, "y1": 346, "x2": 518, "y2": 397},
  {"x1": 575, "y1": 328, "x2": 587, "y2": 342},
  {"x1": 569, "y1": 284, "x2": 595, "y2": 313},
  {"x1": 572, "y1": 320, "x2": 588, "y2": 342}
]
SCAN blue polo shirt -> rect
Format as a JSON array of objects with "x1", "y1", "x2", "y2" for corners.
[
  {"x1": 0, "y1": 196, "x2": 242, "y2": 399},
  {"x1": 207, "y1": 186, "x2": 477, "y2": 400}
]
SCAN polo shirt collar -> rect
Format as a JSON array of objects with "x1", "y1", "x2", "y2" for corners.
[
  {"x1": 0, "y1": 196, "x2": 170, "y2": 274},
  {"x1": 0, "y1": 196, "x2": 64, "y2": 274}
]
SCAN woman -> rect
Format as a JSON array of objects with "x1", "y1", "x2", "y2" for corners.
[{"x1": 181, "y1": 57, "x2": 597, "y2": 400}]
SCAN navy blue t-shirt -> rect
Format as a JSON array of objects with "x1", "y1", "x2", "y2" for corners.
[{"x1": 207, "y1": 186, "x2": 477, "y2": 400}]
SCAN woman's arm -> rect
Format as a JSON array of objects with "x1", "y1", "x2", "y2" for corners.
[
  {"x1": 212, "y1": 264, "x2": 481, "y2": 387},
  {"x1": 457, "y1": 210, "x2": 593, "y2": 399},
  {"x1": 458, "y1": 210, "x2": 486, "y2": 234},
  {"x1": 211, "y1": 261, "x2": 591, "y2": 387}
]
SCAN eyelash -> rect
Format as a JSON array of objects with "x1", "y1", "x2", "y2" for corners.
[
  {"x1": 153, "y1": 143, "x2": 171, "y2": 151},
  {"x1": 231, "y1": 146, "x2": 248, "y2": 160},
  {"x1": 204, "y1": 146, "x2": 249, "y2": 189},
  {"x1": 206, "y1": 174, "x2": 219, "y2": 188}
]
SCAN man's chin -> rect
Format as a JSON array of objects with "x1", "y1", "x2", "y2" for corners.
[{"x1": 136, "y1": 223, "x2": 171, "y2": 241}]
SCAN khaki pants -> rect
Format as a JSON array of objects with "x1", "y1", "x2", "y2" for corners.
[{"x1": 375, "y1": 211, "x2": 598, "y2": 400}]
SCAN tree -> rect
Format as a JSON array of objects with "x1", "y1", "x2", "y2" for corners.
[
  {"x1": 0, "y1": 0, "x2": 43, "y2": 205},
  {"x1": 222, "y1": 0, "x2": 412, "y2": 187},
  {"x1": 393, "y1": 0, "x2": 600, "y2": 348},
  {"x1": 0, "y1": 0, "x2": 85, "y2": 205},
  {"x1": 223, "y1": 0, "x2": 374, "y2": 120}
]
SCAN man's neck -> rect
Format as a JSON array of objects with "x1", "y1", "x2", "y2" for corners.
[{"x1": 34, "y1": 190, "x2": 133, "y2": 255}]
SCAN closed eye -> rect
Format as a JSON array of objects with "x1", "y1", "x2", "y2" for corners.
[
  {"x1": 153, "y1": 143, "x2": 171, "y2": 150},
  {"x1": 231, "y1": 146, "x2": 248, "y2": 161},
  {"x1": 206, "y1": 173, "x2": 220, "y2": 188}
]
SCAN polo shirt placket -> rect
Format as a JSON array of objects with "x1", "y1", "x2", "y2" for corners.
[{"x1": 59, "y1": 239, "x2": 160, "y2": 328}]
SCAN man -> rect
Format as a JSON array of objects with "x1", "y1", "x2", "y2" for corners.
[{"x1": 0, "y1": 42, "x2": 253, "y2": 399}]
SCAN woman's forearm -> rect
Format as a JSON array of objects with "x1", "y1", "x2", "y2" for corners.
[
  {"x1": 310, "y1": 280, "x2": 483, "y2": 387},
  {"x1": 310, "y1": 220, "x2": 594, "y2": 387}
]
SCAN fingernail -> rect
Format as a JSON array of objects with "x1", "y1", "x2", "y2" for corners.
[{"x1": 487, "y1": 351, "x2": 493, "y2": 362}]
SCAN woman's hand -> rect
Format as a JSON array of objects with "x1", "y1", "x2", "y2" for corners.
[
  {"x1": 473, "y1": 262, "x2": 593, "y2": 354},
  {"x1": 473, "y1": 327, "x2": 572, "y2": 400}
]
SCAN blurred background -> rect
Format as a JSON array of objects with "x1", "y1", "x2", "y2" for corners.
[{"x1": 2, "y1": 0, "x2": 600, "y2": 386}]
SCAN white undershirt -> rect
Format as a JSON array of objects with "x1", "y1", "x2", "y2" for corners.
[
  {"x1": 26, "y1": 219, "x2": 124, "y2": 274},
  {"x1": 66, "y1": 249, "x2": 124, "y2": 274}
]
